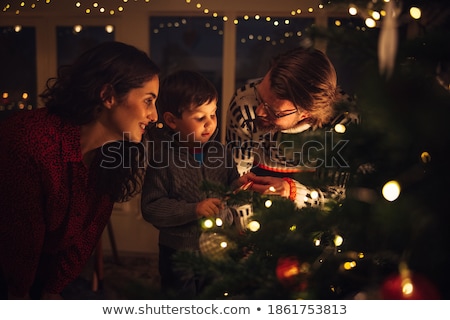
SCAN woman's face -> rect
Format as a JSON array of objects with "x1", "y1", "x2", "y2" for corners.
[{"x1": 109, "y1": 76, "x2": 159, "y2": 142}]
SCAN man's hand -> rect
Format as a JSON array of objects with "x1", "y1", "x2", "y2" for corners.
[{"x1": 248, "y1": 175, "x2": 290, "y2": 199}]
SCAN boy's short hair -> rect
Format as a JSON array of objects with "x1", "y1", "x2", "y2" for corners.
[{"x1": 157, "y1": 70, "x2": 218, "y2": 118}]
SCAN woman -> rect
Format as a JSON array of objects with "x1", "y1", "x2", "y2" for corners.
[{"x1": 0, "y1": 41, "x2": 160, "y2": 299}]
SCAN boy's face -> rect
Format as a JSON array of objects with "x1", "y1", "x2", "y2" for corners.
[{"x1": 172, "y1": 99, "x2": 218, "y2": 145}]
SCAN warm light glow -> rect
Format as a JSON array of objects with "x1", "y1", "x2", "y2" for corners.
[
  {"x1": 215, "y1": 218, "x2": 223, "y2": 227},
  {"x1": 248, "y1": 220, "x2": 260, "y2": 232},
  {"x1": 22, "y1": 92, "x2": 28, "y2": 99},
  {"x1": 335, "y1": 20, "x2": 342, "y2": 27},
  {"x1": 343, "y1": 261, "x2": 357, "y2": 270},
  {"x1": 402, "y1": 278, "x2": 414, "y2": 296},
  {"x1": 268, "y1": 186, "x2": 276, "y2": 192},
  {"x1": 73, "y1": 25, "x2": 82, "y2": 33},
  {"x1": 264, "y1": 200, "x2": 272, "y2": 208},
  {"x1": 334, "y1": 123, "x2": 346, "y2": 133},
  {"x1": 203, "y1": 219, "x2": 214, "y2": 229},
  {"x1": 220, "y1": 241, "x2": 228, "y2": 248},
  {"x1": 2, "y1": 92, "x2": 8, "y2": 99},
  {"x1": 289, "y1": 225, "x2": 296, "y2": 231},
  {"x1": 365, "y1": 18, "x2": 376, "y2": 28},
  {"x1": 420, "y1": 151, "x2": 431, "y2": 164},
  {"x1": 372, "y1": 11, "x2": 381, "y2": 20},
  {"x1": 410, "y1": 7, "x2": 421, "y2": 19},
  {"x1": 382, "y1": 180, "x2": 401, "y2": 201},
  {"x1": 310, "y1": 190, "x2": 319, "y2": 199},
  {"x1": 334, "y1": 235, "x2": 344, "y2": 246},
  {"x1": 14, "y1": 25, "x2": 22, "y2": 32},
  {"x1": 314, "y1": 238, "x2": 321, "y2": 246}
]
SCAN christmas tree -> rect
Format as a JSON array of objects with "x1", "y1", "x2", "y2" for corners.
[{"x1": 172, "y1": 0, "x2": 450, "y2": 300}]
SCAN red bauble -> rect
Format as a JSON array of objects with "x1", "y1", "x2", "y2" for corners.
[
  {"x1": 276, "y1": 256, "x2": 308, "y2": 290},
  {"x1": 381, "y1": 272, "x2": 441, "y2": 299}
]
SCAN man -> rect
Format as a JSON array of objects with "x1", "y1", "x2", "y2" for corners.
[{"x1": 226, "y1": 46, "x2": 359, "y2": 226}]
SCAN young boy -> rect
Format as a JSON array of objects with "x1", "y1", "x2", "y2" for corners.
[{"x1": 141, "y1": 70, "x2": 254, "y2": 298}]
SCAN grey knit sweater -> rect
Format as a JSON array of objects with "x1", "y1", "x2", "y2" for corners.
[{"x1": 141, "y1": 127, "x2": 240, "y2": 251}]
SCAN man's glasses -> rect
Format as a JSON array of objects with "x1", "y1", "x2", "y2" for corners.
[{"x1": 254, "y1": 86, "x2": 298, "y2": 119}]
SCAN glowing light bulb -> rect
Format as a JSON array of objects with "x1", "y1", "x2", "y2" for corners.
[
  {"x1": 349, "y1": 6, "x2": 357, "y2": 15},
  {"x1": 203, "y1": 219, "x2": 214, "y2": 229},
  {"x1": 265, "y1": 200, "x2": 272, "y2": 208},
  {"x1": 334, "y1": 123, "x2": 346, "y2": 133},
  {"x1": 382, "y1": 180, "x2": 401, "y2": 201},
  {"x1": 248, "y1": 220, "x2": 260, "y2": 232},
  {"x1": 334, "y1": 235, "x2": 344, "y2": 246},
  {"x1": 420, "y1": 151, "x2": 431, "y2": 164},
  {"x1": 365, "y1": 18, "x2": 376, "y2": 28},
  {"x1": 410, "y1": 7, "x2": 421, "y2": 19}
]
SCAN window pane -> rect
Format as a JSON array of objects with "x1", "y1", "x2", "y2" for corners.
[
  {"x1": 150, "y1": 16, "x2": 224, "y2": 136},
  {"x1": 0, "y1": 26, "x2": 36, "y2": 120},
  {"x1": 235, "y1": 17, "x2": 314, "y2": 88},
  {"x1": 325, "y1": 17, "x2": 379, "y2": 94},
  {"x1": 56, "y1": 25, "x2": 115, "y2": 67}
]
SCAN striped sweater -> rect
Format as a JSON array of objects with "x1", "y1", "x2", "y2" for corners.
[{"x1": 226, "y1": 79, "x2": 359, "y2": 212}]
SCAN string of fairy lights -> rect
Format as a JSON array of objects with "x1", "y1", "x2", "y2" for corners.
[
  {"x1": 0, "y1": 0, "x2": 425, "y2": 112},
  {"x1": 1, "y1": 0, "x2": 424, "y2": 31},
  {"x1": 1, "y1": 0, "x2": 321, "y2": 17}
]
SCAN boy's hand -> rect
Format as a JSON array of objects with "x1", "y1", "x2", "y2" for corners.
[{"x1": 196, "y1": 198, "x2": 223, "y2": 218}]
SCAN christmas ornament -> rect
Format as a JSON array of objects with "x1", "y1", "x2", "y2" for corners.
[
  {"x1": 381, "y1": 272, "x2": 441, "y2": 299},
  {"x1": 275, "y1": 256, "x2": 309, "y2": 290},
  {"x1": 199, "y1": 232, "x2": 234, "y2": 261},
  {"x1": 378, "y1": 0, "x2": 400, "y2": 78}
]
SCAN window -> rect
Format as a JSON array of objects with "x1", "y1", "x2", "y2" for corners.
[
  {"x1": 56, "y1": 25, "x2": 115, "y2": 67},
  {"x1": 0, "y1": 26, "x2": 36, "y2": 120},
  {"x1": 150, "y1": 16, "x2": 224, "y2": 137},
  {"x1": 235, "y1": 17, "x2": 314, "y2": 88}
]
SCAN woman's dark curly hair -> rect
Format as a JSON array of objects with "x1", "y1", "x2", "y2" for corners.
[{"x1": 40, "y1": 41, "x2": 160, "y2": 202}]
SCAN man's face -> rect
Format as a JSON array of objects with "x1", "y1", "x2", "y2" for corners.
[{"x1": 254, "y1": 73, "x2": 309, "y2": 132}]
